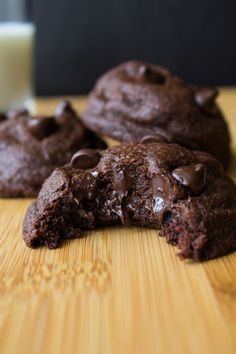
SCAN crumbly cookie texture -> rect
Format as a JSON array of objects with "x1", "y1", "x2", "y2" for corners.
[
  {"x1": 0, "y1": 101, "x2": 106, "y2": 197},
  {"x1": 23, "y1": 139, "x2": 236, "y2": 261},
  {"x1": 82, "y1": 60, "x2": 231, "y2": 167}
]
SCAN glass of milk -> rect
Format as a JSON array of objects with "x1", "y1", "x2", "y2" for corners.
[{"x1": 0, "y1": 0, "x2": 35, "y2": 111}]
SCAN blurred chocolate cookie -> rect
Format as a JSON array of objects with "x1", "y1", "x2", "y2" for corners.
[
  {"x1": 0, "y1": 101, "x2": 106, "y2": 197},
  {"x1": 23, "y1": 140, "x2": 236, "y2": 261},
  {"x1": 82, "y1": 61, "x2": 231, "y2": 167}
]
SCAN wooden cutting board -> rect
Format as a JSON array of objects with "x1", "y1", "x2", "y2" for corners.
[{"x1": 1, "y1": 89, "x2": 236, "y2": 354}]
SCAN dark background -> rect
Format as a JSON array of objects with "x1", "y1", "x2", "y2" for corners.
[{"x1": 32, "y1": 0, "x2": 236, "y2": 96}]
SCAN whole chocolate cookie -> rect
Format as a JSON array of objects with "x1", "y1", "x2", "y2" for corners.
[
  {"x1": 23, "y1": 139, "x2": 236, "y2": 261},
  {"x1": 82, "y1": 61, "x2": 231, "y2": 167},
  {"x1": 0, "y1": 101, "x2": 106, "y2": 197}
]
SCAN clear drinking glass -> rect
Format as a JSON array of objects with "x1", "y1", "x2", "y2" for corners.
[{"x1": 0, "y1": 0, "x2": 35, "y2": 111}]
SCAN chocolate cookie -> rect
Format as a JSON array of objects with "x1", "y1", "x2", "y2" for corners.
[
  {"x1": 82, "y1": 61, "x2": 231, "y2": 167},
  {"x1": 23, "y1": 139, "x2": 236, "y2": 261},
  {"x1": 0, "y1": 101, "x2": 106, "y2": 197}
]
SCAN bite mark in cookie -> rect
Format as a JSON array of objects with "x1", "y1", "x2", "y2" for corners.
[{"x1": 23, "y1": 141, "x2": 236, "y2": 261}]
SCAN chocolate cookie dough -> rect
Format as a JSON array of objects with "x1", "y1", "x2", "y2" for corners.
[
  {"x1": 0, "y1": 101, "x2": 106, "y2": 197},
  {"x1": 82, "y1": 61, "x2": 231, "y2": 167},
  {"x1": 23, "y1": 138, "x2": 236, "y2": 261}
]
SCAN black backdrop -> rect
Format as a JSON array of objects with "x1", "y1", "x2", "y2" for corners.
[{"x1": 33, "y1": 0, "x2": 236, "y2": 95}]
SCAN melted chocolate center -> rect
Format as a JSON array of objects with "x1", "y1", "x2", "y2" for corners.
[
  {"x1": 152, "y1": 174, "x2": 172, "y2": 222},
  {"x1": 112, "y1": 167, "x2": 133, "y2": 225}
]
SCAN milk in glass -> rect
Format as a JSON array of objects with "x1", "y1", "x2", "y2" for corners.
[{"x1": 0, "y1": 23, "x2": 34, "y2": 110}]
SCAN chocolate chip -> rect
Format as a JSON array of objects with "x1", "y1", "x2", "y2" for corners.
[
  {"x1": 71, "y1": 149, "x2": 101, "y2": 169},
  {"x1": 195, "y1": 87, "x2": 218, "y2": 115},
  {"x1": 113, "y1": 168, "x2": 132, "y2": 203},
  {"x1": 171, "y1": 163, "x2": 206, "y2": 194},
  {"x1": 28, "y1": 116, "x2": 58, "y2": 139},
  {"x1": 121, "y1": 200, "x2": 135, "y2": 226},
  {"x1": 55, "y1": 100, "x2": 75, "y2": 115},
  {"x1": 112, "y1": 167, "x2": 133, "y2": 225},
  {"x1": 137, "y1": 65, "x2": 165, "y2": 84},
  {"x1": 55, "y1": 101, "x2": 76, "y2": 124},
  {"x1": 8, "y1": 109, "x2": 29, "y2": 119},
  {"x1": 0, "y1": 112, "x2": 7, "y2": 121},
  {"x1": 141, "y1": 134, "x2": 168, "y2": 144}
]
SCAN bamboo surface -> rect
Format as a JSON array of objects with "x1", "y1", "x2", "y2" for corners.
[{"x1": 1, "y1": 88, "x2": 236, "y2": 354}]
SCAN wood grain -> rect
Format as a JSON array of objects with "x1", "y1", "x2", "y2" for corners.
[{"x1": 1, "y1": 89, "x2": 236, "y2": 354}]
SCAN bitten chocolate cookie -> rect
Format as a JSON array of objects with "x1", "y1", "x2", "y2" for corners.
[
  {"x1": 0, "y1": 101, "x2": 106, "y2": 197},
  {"x1": 82, "y1": 61, "x2": 231, "y2": 167},
  {"x1": 23, "y1": 138, "x2": 236, "y2": 261}
]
